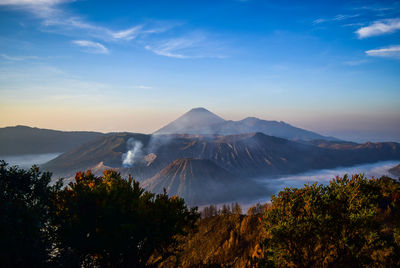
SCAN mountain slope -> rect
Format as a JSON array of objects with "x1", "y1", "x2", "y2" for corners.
[
  {"x1": 389, "y1": 164, "x2": 400, "y2": 177},
  {"x1": 41, "y1": 133, "x2": 150, "y2": 178},
  {"x1": 0, "y1": 125, "x2": 104, "y2": 156},
  {"x1": 218, "y1": 117, "x2": 336, "y2": 141},
  {"x1": 141, "y1": 158, "x2": 265, "y2": 205},
  {"x1": 42, "y1": 132, "x2": 400, "y2": 181},
  {"x1": 155, "y1": 107, "x2": 225, "y2": 135},
  {"x1": 154, "y1": 107, "x2": 336, "y2": 141}
]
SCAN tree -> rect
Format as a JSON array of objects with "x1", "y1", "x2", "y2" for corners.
[
  {"x1": 257, "y1": 174, "x2": 400, "y2": 267},
  {"x1": 201, "y1": 204, "x2": 219, "y2": 218},
  {"x1": 232, "y1": 202, "x2": 242, "y2": 215},
  {"x1": 0, "y1": 160, "x2": 55, "y2": 267},
  {"x1": 50, "y1": 169, "x2": 199, "y2": 267}
]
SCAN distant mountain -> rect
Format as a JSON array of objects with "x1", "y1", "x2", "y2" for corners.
[
  {"x1": 155, "y1": 107, "x2": 226, "y2": 135},
  {"x1": 42, "y1": 132, "x2": 400, "y2": 181},
  {"x1": 0, "y1": 125, "x2": 104, "y2": 156},
  {"x1": 154, "y1": 107, "x2": 337, "y2": 141},
  {"x1": 141, "y1": 158, "x2": 265, "y2": 205},
  {"x1": 389, "y1": 164, "x2": 400, "y2": 177},
  {"x1": 41, "y1": 133, "x2": 150, "y2": 178}
]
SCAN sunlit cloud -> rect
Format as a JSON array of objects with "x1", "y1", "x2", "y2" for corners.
[
  {"x1": 72, "y1": 40, "x2": 109, "y2": 54},
  {"x1": 356, "y1": 18, "x2": 400, "y2": 38},
  {"x1": 366, "y1": 45, "x2": 400, "y2": 59}
]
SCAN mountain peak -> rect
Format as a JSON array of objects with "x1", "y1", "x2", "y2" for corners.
[
  {"x1": 154, "y1": 107, "x2": 336, "y2": 141},
  {"x1": 188, "y1": 107, "x2": 211, "y2": 113},
  {"x1": 154, "y1": 107, "x2": 225, "y2": 135}
]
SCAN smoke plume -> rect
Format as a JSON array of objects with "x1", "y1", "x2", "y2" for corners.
[{"x1": 122, "y1": 138, "x2": 144, "y2": 167}]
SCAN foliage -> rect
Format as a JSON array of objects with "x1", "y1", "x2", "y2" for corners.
[
  {"x1": 201, "y1": 202, "x2": 243, "y2": 218},
  {"x1": 0, "y1": 160, "x2": 55, "y2": 267},
  {"x1": 50, "y1": 169, "x2": 199, "y2": 267},
  {"x1": 160, "y1": 212, "x2": 266, "y2": 267},
  {"x1": 256, "y1": 174, "x2": 400, "y2": 267},
  {"x1": 3, "y1": 159, "x2": 400, "y2": 268}
]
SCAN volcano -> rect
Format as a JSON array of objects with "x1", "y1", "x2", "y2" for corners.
[
  {"x1": 154, "y1": 107, "x2": 336, "y2": 141},
  {"x1": 141, "y1": 158, "x2": 265, "y2": 205}
]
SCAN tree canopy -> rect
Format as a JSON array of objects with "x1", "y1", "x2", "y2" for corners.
[
  {"x1": 50, "y1": 169, "x2": 199, "y2": 267},
  {"x1": 0, "y1": 162, "x2": 199, "y2": 267},
  {"x1": 3, "y1": 159, "x2": 400, "y2": 267},
  {"x1": 257, "y1": 174, "x2": 400, "y2": 267},
  {"x1": 0, "y1": 160, "x2": 54, "y2": 267}
]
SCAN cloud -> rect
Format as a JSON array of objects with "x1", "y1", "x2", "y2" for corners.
[
  {"x1": 1, "y1": 0, "x2": 225, "y2": 59},
  {"x1": 313, "y1": 14, "x2": 360, "y2": 24},
  {"x1": 313, "y1": 18, "x2": 326, "y2": 24},
  {"x1": 342, "y1": 59, "x2": 369, "y2": 66},
  {"x1": 145, "y1": 33, "x2": 226, "y2": 59},
  {"x1": 1, "y1": 54, "x2": 40, "y2": 61},
  {"x1": 72, "y1": 40, "x2": 109, "y2": 54},
  {"x1": 0, "y1": 0, "x2": 155, "y2": 43},
  {"x1": 0, "y1": 0, "x2": 66, "y2": 5},
  {"x1": 145, "y1": 38, "x2": 196, "y2": 59},
  {"x1": 356, "y1": 18, "x2": 400, "y2": 38},
  {"x1": 111, "y1": 26, "x2": 143, "y2": 41},
  {"x1": 365, "y1": 45, "x2": 400, "y2": 59},
  {"x1": 134, "y1": 85, "x2": 152, "y2": 89}
]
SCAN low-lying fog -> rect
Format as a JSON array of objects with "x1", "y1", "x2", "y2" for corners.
[
  {"x1": 1, "y1": 154, "x2": 398, "y2": 214},
  {"x1": 235, "y1": 160, "x2": 400, "y2": 212},
  {"x1": 0, "y1": 153, "x2": 61, "y2": 168}
]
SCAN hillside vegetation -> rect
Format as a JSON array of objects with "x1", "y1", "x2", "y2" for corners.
[{"x1": 2, "y1": 160, "x2": 400, "y2": 267}]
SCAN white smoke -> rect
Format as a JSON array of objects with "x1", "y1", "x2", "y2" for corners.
[
  {"x1": 147, "y1": 134, "x2": 173, "y2": 153},
  {"x1": 122, "y1": 138, "x2": 144, "y2": 167}
]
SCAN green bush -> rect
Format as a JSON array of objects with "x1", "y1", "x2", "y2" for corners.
[{"x1": 257, "y1": 174, "x2": 400, "y2": 267}]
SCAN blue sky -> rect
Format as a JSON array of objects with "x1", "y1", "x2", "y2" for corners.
[{"x1": 0, "y1": 0, "x2": 399, "y2": 142}]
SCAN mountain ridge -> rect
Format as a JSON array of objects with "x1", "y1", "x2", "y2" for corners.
[
  {"x1": 0, "y1": 125, "x2": 104, "y2": 156},
  {"x1": 154, "y1": 107, "x2": 337, "y2": 141},
  {"x1": 42, "y1": 132, "x2": 400, "y2": 180}
]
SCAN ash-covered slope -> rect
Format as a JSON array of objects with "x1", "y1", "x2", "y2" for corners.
[
  {"x1": 141, "y1": 158, "x2": 265, "y2": 205},
  {"x1": 389, "y1": 164, "x2": 400, "y2": 177},
  {"x1": 0, "y1": 125, "x2": 104, "y2": 155},
  {"x1": 154, "y1": 107, "x2": 336, "y2": 141},
  {"x1": 42, "y1": 132, "x2": 400, "y2": 181},
  {"x1": 41, "y1": 133, "x2": 151, "y2": 178}
]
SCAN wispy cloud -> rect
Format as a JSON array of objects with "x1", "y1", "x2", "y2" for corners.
[
  {"x1": 342, "y1": 22, "x2": 364, "y2": 27},
  {"x1": 356, "y1": 18, "x2": 400, "y2": 38},
  {"x1": 145, "y1": 33, "x2": 226, "y2": 59},
  {"x1": 1, "y1": 53, "x2": 40, "y2": 61},
  {"x1": 0, "y1": 0, "x2": 67, "y2": 5},
  {"x1": 0, "y1": 0, "x2": 154, "y2": 43},
  {"x1": 313, "y1": 13, "x2": 360, "y2": 24},
  {"x1": 145, "y1": 38, "x2": 197, "y2": 59},
  {"x1": 365, "y1": 45, "x2": 400, "y2": 59},
  {"x1": 134, "y1": 85, "x2": 152, "y2": 90},
  {"x1": 0, "y1": 0, "x2": 226, "y2": 59},
  {"x1": 111, "y1": 26, "x2": 143, "y2": 41},
  {"x1": 72, "y1": 40, "x2": 109, "y2": 54},
  {"x1": 342, "y1": 59, "x2": 369, "y2": 66}
]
